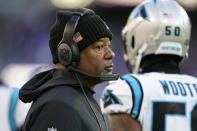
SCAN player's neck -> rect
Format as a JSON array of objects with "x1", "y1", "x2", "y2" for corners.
[{"x1": 140, "y1": 58, "x2": 180, "y2": 74}]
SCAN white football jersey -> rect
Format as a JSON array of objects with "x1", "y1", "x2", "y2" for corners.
[
  {"x1": 100, "y1": 72, "x2": 197, "y2": 131},
  {"x1": 0, "y1": 86, "x2": 31, "y2": 131}
]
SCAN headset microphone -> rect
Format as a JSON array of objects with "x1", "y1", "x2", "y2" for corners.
[{"x1": 68, "y1": 66, "x2": 119, "y2": 82}]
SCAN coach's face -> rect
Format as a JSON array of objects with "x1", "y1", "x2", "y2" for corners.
[{"x1": 77, "y1": 37, "x2": 115, "y2": 86}]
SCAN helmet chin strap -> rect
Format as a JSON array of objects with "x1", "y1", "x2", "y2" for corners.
[{"x1": 133, "y1": 43, "x2": 148, "y2": 73}]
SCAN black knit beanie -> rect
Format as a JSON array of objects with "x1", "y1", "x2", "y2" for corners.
[{"x1": 49, "y1": 9, "x2": 113, "y2": 64}]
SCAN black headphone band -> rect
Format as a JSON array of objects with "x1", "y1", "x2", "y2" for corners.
[{"x1": 61, "y1": 14, "x2": 81, "y2": 44}]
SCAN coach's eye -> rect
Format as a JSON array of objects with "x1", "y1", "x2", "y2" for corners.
[{"x1": 96, "y1": 45, "x2": 103, "y2": 50}]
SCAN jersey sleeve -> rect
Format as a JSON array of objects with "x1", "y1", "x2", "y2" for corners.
[
  {"x1": 100, "y1": 78, "x2": 133, "y2": 115},
  {"x1": 15, "y1": 99, "x2": 31, "y2": 128}
]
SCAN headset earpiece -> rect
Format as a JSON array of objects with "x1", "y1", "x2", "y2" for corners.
[
  {"x1": 57, "y1": 43, "x2": 73, "y2": 66},
  {"x1": 57, "y1": 8, "x2": 94, "y2": 67}
]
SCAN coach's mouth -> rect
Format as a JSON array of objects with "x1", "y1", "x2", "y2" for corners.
[{"x1": 104, "y1": 64, "x2": 113, "y2": 72}]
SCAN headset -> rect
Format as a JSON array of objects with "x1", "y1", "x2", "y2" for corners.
[
  {"x1": 57, "y1": 8, "x2": 119, "y2": 82},
  {"x1": 57, "y1": 8, "x2": 94, "y2": 67}
]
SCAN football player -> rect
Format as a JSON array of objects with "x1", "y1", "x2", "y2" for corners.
[{"x1": 100, "y1": 0, "x2": 197, "y2": 131}]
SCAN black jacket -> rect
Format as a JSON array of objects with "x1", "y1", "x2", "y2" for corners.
[{"x1": 19, "y1": 69, "x2": 108, "y2": 131}]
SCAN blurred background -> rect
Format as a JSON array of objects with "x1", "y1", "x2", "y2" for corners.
[{"x1": 0, "y1": 0, "x2": 197, "y2": 100}]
